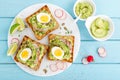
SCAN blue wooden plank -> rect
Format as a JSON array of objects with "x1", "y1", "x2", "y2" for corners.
[
  {"x1": 0, "y1": 64, "x2": 120, "y2": 80},
  {"x1": 0, "y1": 41, "x2": 14, "y2": 63},
  {"x1": 0, "y1": 18, "x2": 12, "y2": 40},
  {"x1": 1, "y1": 41, "x2": 120, "y2": 64},
  {"x1": 0, "y1": 18, "x2": 120, "y2": 40},
  {"x1": 75, "y1": 41, "x2": 120, "y2": 63},
  {"x1": 0, "y1": 0, "x2": 120, "y2": 17}
]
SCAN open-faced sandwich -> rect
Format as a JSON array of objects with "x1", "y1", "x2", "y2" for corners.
[
  {"x1": 14, "y1": 36, "x2": 48, "y2": 71},
  {"x1": 26, "y1": 5, "x2": 59, "y2": 40},
  {"x1": 48, "y1": 34, "x2": 75, "y2": 63}
]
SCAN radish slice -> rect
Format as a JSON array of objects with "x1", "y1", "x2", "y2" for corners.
[
  {"x1": 82, "y1": 58, "x2": 89, "y2": 64},
  {"x1": 54, "y1": 9, "x2": 67, "y2": 20},
  {"x1": 49, "y1": 64, "x2": 58, "y2": 72},
  {"x1": 61, "y1": 62, "x2": 67, "y2": 70},
  {"x1": 98, "y1": 47, "x2": 107, "y2": 57},
  {"x1": 54, "y1": 9, "x2": 63, "y2": 18},
  {"x1": 59, "y1": 11, "x2": 67, "y2": 20},
  {"x1": 11, "y1": 38, "x2": 19, "y2": 44},
  {"x1": 56, "y1": 61, "x2": 64, "y2": 70}
]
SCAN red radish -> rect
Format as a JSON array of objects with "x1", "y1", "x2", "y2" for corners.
[
  {"x1": 11, "y1": 38, "x2": 19, "y2": 44},
  {"x1": 82, "y1": 58, "x2": 89, "y2": 64},
  {"x1": 98, "y1": 47, "x2": 107, "y2": 57},
  {"x1": 56, "y1": 61, "x2": 64, "y2": 70},
  {"x1": 54, "y1": 9, "x2": 63, "y2": 18},
  {"x1": 49, "y1": 64, "x2": 58, "y2": 72},
  {"x1": 86, "y1": 55, "x2": 94, "y2": 62}
]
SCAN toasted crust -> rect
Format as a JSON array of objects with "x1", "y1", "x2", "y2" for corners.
[
  {"x1": 26, "y1": 5, "x2": 59, "y2": 40},
  {"x1": 48, "y1": 34, "x2": 75, "y2": 63},
  {"x1": 14, "y1": 35, "x2": 48, "y2": 71}
]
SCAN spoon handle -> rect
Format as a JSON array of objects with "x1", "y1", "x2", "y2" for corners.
[{"x1": 74, "y1": 14, "x2": 81, "y2": 23}]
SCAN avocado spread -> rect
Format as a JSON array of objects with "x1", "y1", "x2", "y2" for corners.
[
  {"x1": 75, "y1": 2, "x2": 93, "y2": 19},
  {"x1": 49, "y1": 36, "x2": 72, "y2": 60},
  {"x1": 28, "y1": 9, "x2": 56, "y2": 36},
  {"x1": 17, "y1": 39, "x2": 44, "y2": 68}
]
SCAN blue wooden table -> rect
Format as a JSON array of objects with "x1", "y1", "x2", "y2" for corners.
[{"x1": 0, "y1": 0, "x2": 120, "y2": 80}]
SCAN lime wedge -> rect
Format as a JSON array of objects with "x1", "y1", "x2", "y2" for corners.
[
  {"x1": 15, "y1": 18, "x2": 25, "y2": 31},
  {"x1": 7, "y1": 43, "x2": 18, "y2": 56},
  {"x1": 10, "y1": 23, "x2": 20, "y2": 34}
]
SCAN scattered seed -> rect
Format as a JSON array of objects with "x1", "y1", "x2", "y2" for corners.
[
  {"x1": 18, "y1": 34, "x2": 20, "y2": 37},
  {"x1": 64, "y1": 26, "x2": 68, "y2": 31},
  {"x1": 61, "y1": 23, "x2": 65, "y2": 26},
  {"x1": 43, "y1": 69, "x2": 47, "y2": 74}
]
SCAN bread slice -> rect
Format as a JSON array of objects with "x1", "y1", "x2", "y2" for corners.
[
  {"x1": 48, "y1": 34, "x2": 75, "y2": 63},
  {"x1": 14, "y1": 35, "x2": 48, "y2": 71},
  {"x1": 26, "y1": 5, "x2": 59, "y2": 40}
]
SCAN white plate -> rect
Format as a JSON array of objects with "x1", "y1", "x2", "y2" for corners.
[{"x1": 8, "y1": 3, "x2": 80, "y2": 76}]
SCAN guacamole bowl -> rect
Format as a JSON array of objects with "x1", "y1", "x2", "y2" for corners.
[
  {"x1": 73, "y1": 0, "x2": 96, "y2": 21},
  {"x1": 85, "y1": 15, "x2": 114, "y2": 41}
]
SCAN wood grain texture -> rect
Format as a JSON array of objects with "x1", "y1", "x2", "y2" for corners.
[
  {"x1": 0, "y1": 0, "x2": 120, "y2": 17},
  {"x1": 0, "y1": 18, "x2": 120, "y2": 40},
  {"x1": 1, "y1": 41, "x2": 120, "y2": 64},
  {"x1": 0, "y1": 0, "x2": 120, "y2": 80},
  {"x1": 0, "y1": 64, "x2": 120, "y2": 80}
]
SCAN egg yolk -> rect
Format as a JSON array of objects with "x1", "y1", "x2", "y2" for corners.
[
  {"x1": 54, "y1": 49, "x2": 62, "y2": 57},
  {"x1": 40, "y1": 15, "x2": 49, "y2": 23},
  {"x1": 21, "y1": 50, "x2": 29, "y2": 58}
]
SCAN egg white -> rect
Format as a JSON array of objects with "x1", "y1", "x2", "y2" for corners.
[
  {"x1": 52, "y1": 46, "x2": 64, "y2": 60},
  {"x1": 36, "y1": 13, "x2": 51, "y2": 23},
  {"x1": 20, "y1": 48, "x2": 32, "y2": 61}
]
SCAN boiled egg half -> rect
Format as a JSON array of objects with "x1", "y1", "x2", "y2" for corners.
[
  {"x1": 52, "y1": 46, "x2": 64, "y2": 60},
  {"x1": 37, "y1": 13, "x2": 51, "y2": 23},
  {"x1": 20, "y1": 48, "x2": 32, "y2": 61}
]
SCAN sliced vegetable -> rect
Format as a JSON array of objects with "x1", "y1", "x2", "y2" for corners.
[
  {"x1": 54, "y1": 9, "x2": 63, "y2": 18},
  {"x1": 61, "y1": 62, "x2": 67, "y2": 70},
  {"x1": 49, "y1": 64, "x2": 58, "y2": 72},
  {"x1": 98, "y1": 47, "x2": 107, "y2": 57},
  {"x1": 56, "y1": 61, "x2": 64, "y2": 70},
  {"x1": 7, "y1": 42, "x2": 18, "y2": 56},
  {"x1": 54, "y1": 9, "x2": 67, "y2": 20},
  {"x1": 15, "y1": 17, "x2": 25, "y2": 31},
  {"x1": 59, "y1": 11, "x2": 67, "y2": 20},
  {"x1": 10, "y1": 23, "x2": 20, "y2": 34},
  {"x1": 90, "y1": 17, "x2": 110, "y2": 38},
  {"x1": 82, "y1": 58, "x2": 89, "y2": 64},
  {"x1": 11, "y1": 38, "x2": 20, "y2": 44}
]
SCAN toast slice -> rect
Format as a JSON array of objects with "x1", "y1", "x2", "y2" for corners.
[
  {"x1": 26, "y1": 5, "x2": 59, "y2": 40},
  {"x1": 14, "y1": 36, "x2": 48, "y2": 71},
  {"x1": 48, "y1": 34, "x2": 75, "y2": 63}
]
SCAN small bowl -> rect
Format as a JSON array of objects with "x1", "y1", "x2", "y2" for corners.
[
  {"x1": 73, "y1": 0, "x2": 96, "y2": 21},
  {"x1": 85, "y1": 15, "x2": 114, "y2": 41}
]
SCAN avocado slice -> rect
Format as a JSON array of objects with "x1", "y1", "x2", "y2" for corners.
[
  {"x1": 103, "y1": 20, "x2": 109, "y2": 30},
  {"x1": 93, "y1": 29, "x2": 108, "y2": 38},
  {"x1": 95, "y1": 18, "x2": 104, "y2": 28}
]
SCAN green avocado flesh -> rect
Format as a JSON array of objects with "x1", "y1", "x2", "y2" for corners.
[
  {"x1": 28, "y1": 9, "x2": 56, "y2": 36},
  {"x1": 16, "y1": 39, "x2": 44, "y2": 68},
  {"x1": 90, "y1": 18, "x2": 110, "y2": 38},
  {"x1": 75, "y1": 2, "x2": 93, "y2": 19},
  {"x1": 49, "y1": 36, "x2": 73, "y2": 60}
]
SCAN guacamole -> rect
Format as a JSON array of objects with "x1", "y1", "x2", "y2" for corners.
[
  {"x1": 90, "y1": 18, "x2": 109, "y2": 38},
  {"x1": 75, "y1": 2, "x2": 93, "y2": 19},
  {"x1": 28, "y1": 9, "x2": 56, "y2": 36},
  {"x1": 17, "y1": 39, "x2": 44, "y2": 68},
  {"x1": 49, "y1": 36, "x2": 72, "y2": 60}
]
